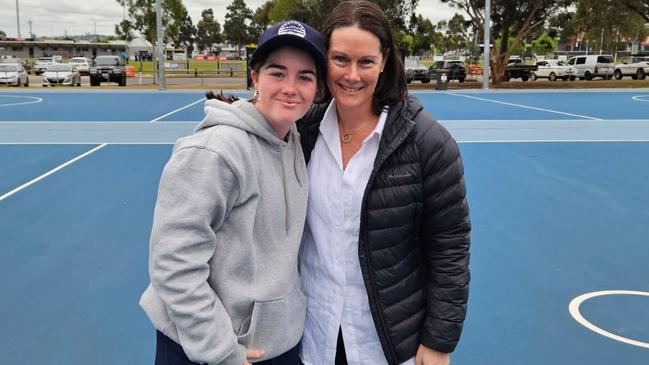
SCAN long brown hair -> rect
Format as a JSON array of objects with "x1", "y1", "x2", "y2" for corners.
[{"x1": 322, "y1": 0, "x2": 408, "y2": 115}]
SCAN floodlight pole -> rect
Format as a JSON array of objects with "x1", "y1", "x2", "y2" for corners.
[
  {"x1": 483, "y1": 0, "x2": 490, "y2": 90},
  {"x1": 16, "y1": 0, "x2": 21, "y2": 38},
  {"x1": 156, "y1": 0, "x2": 166, "y2": 90}
]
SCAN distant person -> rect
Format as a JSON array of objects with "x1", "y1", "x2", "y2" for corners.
[
  {"x1": 140, "y1": 19, "x2": 326, "y2": 365},
  {"x1": 297, "y1": 2, "x2": 471, "y2": 365}
]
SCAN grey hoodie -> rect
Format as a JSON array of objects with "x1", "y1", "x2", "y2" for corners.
[{"x1": 140, "y1": 98, "x2": 309, "y2": 365}]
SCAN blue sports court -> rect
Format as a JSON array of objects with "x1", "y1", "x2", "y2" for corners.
[{"x1": 1, "y1": 89, "x2": 648, "y2": 364}]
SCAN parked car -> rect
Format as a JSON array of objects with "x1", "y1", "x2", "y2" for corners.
[
  {"x1": 531, "y1": 59, "x2": 576, "y2": 81},
  {"x1": 567, "y1": 55, "x2": 614, "y2": 80},
  {"x1": 504, "y1": 57, "x2": 537, "y2": 81},
  {"x1": 1, "y1": 57, "x2": 32, "y2": 74},
  {"x1": 34, "y1": 57, "x2": 56, "y2": 75},
  {"x1": 613, "y1": 56, "x2": 649, "y2": 80},
  {"x1": 428, "y1": 60, "x2": 467, "y2": 82},
  {"x1": 405, "y1": 58, "x2": 430, "y2": 83},
  {"x1": 42, "y1": 63, "x2": 81, "y2": 87},
  {"x1": 0, "y1": 63, "x2": 29, "y2": 86},
  {"x1": 70, "y1": 57, "x2": 91, "y2": 75},
  {"x1": 89, "y1": 55, "x2": 126, "y2": 86}
]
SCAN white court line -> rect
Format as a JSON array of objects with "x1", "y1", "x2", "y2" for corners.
[
  {"x1": 444, "y1": 92, "x2": 604, "y2": 121},
  {"x1": 0, "y1": 95, "x2": 43, "y2": 107},
  {"x1": 0, "y1": 97, "x2": 205, "y2": 203},
  {"x1": 150, "y1": 98, "x2": 205, "y2": 122},
  {"x1": 632, "y1": 95, "x2": 649, "y2": 102},
  {"x1": 569, "y1": 290, "x2": 649, "y2": 349},
  {"x1": 0, "y1": 144, "x2": 107, "y2": 202}
]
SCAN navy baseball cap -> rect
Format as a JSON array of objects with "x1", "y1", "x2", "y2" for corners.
[{"x1": 250, "y1": 20, "x2": 326, "y2": 73}]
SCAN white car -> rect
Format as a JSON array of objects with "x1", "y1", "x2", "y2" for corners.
[
  {"x1": 70, "y1": 57, "x2": 91, "y2": 75},
  {"x1": 567, "y1": 55, "x2": 615, "y2": 80},
  {"x1": 42, "y1": 63, "x2": 81, "y2": 87},
  {"x1": 614, "y1": 56, "x2": 649, "y2": 80},
  {"x1": 531, "y1": 59, "x2": 576, "y2": 81},
  {"x1": 0, "y1": 63, "x2": 29, "y2": 86},
  {"x1": 34, "y1": 57, "x2": 56, "y2": 75}
]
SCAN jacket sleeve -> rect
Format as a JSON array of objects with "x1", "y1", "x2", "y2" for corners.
[
  {"x1": 149, "y1": 145, "x2": 246, "y2": 365},
  {"x1": 418, "y1": 122, "x2": 471, "y2": 354}
]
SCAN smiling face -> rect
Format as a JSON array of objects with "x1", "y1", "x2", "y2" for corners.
[
  {"x1": 326, "y1": 25, "x2": 386, "y2": 115},
  {"x1": 251, "y1": 47, "x2": 318, "y2": 139}
]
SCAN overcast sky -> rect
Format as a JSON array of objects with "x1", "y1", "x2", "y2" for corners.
[{"x1": 0, "y1": 0, "x2": 458, "y2": 39}]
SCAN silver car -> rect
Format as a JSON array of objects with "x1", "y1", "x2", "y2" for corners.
[
  {"x1": 42, "y1": 63, "x2": 81, "y2": 87},
  {"x1": 70, "y1": 57, "x2": 91, "y2": 75},
  {"x1": 0, "y1": 63, "x2": 29, "y2": 86}
]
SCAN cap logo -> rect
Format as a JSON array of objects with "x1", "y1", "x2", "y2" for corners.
[{"x1": 277, "y1": 21, "x2": 306, "y2": 38}]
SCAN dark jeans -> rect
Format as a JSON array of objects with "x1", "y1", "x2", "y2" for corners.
[{"x1": 155, "y1": 331, "x2": 301, "y2": 365}]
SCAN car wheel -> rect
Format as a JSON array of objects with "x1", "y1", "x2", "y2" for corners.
[
  {"x1": 562, "y1": 76, "x2": 569, "y2": 81},
  {"x1": 24, "y1": 77, "x2": 29, "y2": 87},
  {"x1": 638, "y1": 69, "x2": 646, "y2": 80},
  {"x1": 569, "y1": 76, "x2": 576, "y2": 81},
  {"x1": 522, "y1": 75, "x2": 529, "y2": 82},
  {"x1": 614, "y1": 69, "x2": 623, "y2": 80},
  {"x1": 421, "y1": 78, "x2": 430, "y2": 84},
  {"x1": 530, "y1": 72, "x2": 537, "y2": 81},
  {"x1": 549, "y1": 72, "x2": 557, "y2": 81},
  {"x1": 584, "y1": 71, "x2": 592, "y2": 81},
  {"x1": 459, "y1": 78, "x2": 465, "y2": 83}
]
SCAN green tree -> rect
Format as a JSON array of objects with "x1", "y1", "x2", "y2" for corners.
[
  {"x1": 574, "y1": 0, "x2": 648, "y2": 55},
  {"x1": 409, "y1": 14, "x2": 437, "y2": 55},
  {"x1": 0, "y1": 30, "x2": 7, "y2": 40},
  {"x1": 223, "y1": 0, "x2": 255, "y2": 55},
  {"x1": 174, "y1": 10, "x2": 196, "y2": 55},
  {"x1": 531, "y1": 32, "x2": 557, "y2": 55},
  {"x1": 249, "y1": 0, "x2": 275, "y2": 41},
  {"x1": 441, "y1": 0, "x2": 575, "y2": 82},
  {"x1": 116, "y1": 0, "x2": 187, "y2": 46},
  {"x1": 268, "y1": 0, "x2": 310, "y2": 24},
  {"x1": 623, "y1": 0, "x2": 649, "y2": 22},
  {"x1": 196, "y1": 9, "x2": 222, "y2": 54}
]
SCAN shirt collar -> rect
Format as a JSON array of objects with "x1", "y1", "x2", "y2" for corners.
[{"x1": 320, "y1": 99, "x2": 389, "y2": 146}]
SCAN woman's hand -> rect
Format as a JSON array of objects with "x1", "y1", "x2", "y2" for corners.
[
  {"x1": 243, "y1": 348, "x2": 265, "y2": 365},
  {"x1": 415, "y1": 345, "x2": 449, "y2": 365}
]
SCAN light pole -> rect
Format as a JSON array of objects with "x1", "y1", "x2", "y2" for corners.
[
  {"x1": 156, "y1": 0, "x2": 166, "y2": 90},
  {"x1": 15, "y1": 0, "x2": 21, "y2": 38},
  {"x1": 483, "y1": 0, "x2": 490, "y2": 90}
]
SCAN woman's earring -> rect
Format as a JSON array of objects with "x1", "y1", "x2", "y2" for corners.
[{"x1": 253, "y1": 89, "x2": 260, "y2": 101}]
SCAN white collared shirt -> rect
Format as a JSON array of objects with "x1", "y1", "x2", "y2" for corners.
[{"x1": 300, "y1": 100, "x2": 414, "y2": 365}]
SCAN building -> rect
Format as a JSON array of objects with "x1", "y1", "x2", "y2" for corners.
[{"x1": 0, "y1": 39, "x2": 126, "y2": 60}]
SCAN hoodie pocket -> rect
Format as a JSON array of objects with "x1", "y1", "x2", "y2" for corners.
[{"x1": 237, "y1": 285, "x2": 306, "y2": 359}]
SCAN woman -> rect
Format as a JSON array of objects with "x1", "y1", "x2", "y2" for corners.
[
  {"x1": 140, "y1": 20, "x2": 326, "y2": 365},
  {"x1": 298, "y1": 2, "x2": 471, "y2": 365}
]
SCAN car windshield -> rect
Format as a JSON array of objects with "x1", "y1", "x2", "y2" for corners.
[
  {"x1": 433, "y1": 61, "x2": 445, "y2": 69},
  {"x1": 94, "y1": 58, "x2": 119, "y2": 66},
  {"x1": 37, "y1": 58, "x2": 53, "y2": 63},
  {"x1": 557, "y1": 61, "x2": 567, "y2": 66},
  {"x1": 71, "y1": 59, "x2": 87, "y2": 64},
  {"x1": 597, "y1": 56, "x2": 613, "y2": 63},
  {"x1": 0, "y1": 64, "x2": 18, "y2": 72},
  {"x1": 47, "y1": 64, "x2": 74, "y2": 72}
]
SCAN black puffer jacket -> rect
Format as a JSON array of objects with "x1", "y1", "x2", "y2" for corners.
[{"x1": 298, "y1": 95, "x2": 471, "y2": 364}]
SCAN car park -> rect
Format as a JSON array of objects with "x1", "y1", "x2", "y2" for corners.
[
  {"x1": 34, "y1": 57, "x2": 57, "y2": 75},
  {"x1": 70, "y1": 57, "x2": 91, "y2": 76},
  {"x1": 42, "y1": 63, "x2": 81, "y2": 87},
  {"x1": 0, "y1": 63, "x2": 29, "y2": 86},
  {"x1": 613, "y1": 56, "x2": 649, "y2": 80},
  {"x1": 428, "y1": 60, "x2": 467, "y2": 82},
  {"x1": 567, "y1": 55, "x2": 614, "y2": 80},
  {"x1": 405, "y1": 58, "x2": 431, "y2": 83},
  {"x1": 89, "y1": 55, "x2": 126, "y2": 86},
  {"x1": 531, "y1": 59, "x2": 576, "y2": 81}
]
